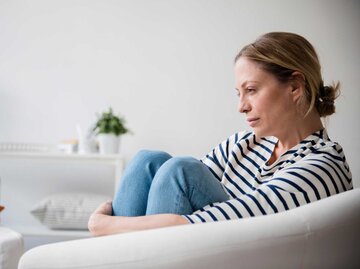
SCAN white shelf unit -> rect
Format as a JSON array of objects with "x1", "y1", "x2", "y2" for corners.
[
  {"x1": 9, "y1": 225, "x2": 91, "y2": 238},
  {"x1": 0, "y1": 152, "x2": 124, "y2": 192},
  {"x1": 0, "y1": 151, "x2": 124, "y2": 241}
]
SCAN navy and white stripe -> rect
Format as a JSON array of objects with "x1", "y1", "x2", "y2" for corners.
[{"x1": 184, "y1": 129, "x2": 352, "y2": 223}]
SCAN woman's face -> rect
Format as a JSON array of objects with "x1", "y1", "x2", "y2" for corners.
[{"x1": 234, "y1": 57, "x2": 297, "y2": 138}]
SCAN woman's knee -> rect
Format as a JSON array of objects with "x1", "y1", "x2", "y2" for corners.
[
  {"x1": 153, "y1": 157, "x2": 202, "y2": 185},
  {"x1": 148, "y1": 157, "x2": 196, "y2": 198},
  {"x1": 164, "y1": 156, "x2": 201, "y2": 171},
  {"x1": 133, "y1": 150, "x2": 172, "y2": 165},
  {"x1": 120, "y1": 150, "x2": 172, "y2": 185}
]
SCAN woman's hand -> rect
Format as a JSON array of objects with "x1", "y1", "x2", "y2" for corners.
[
  {"x1": 88, "y1": 201, "x2": 190, "y2": 237},
  {"x1": 94, "y1": 200, "x2": 113, "y2": 216},
  {"x1": 88, "y1": 200, "x2": 113, "y2": 236}
]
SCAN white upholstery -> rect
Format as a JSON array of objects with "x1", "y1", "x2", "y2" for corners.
[
  {"x1": 19, "y1": 188, "x2": 360, "y2": 269},
  {"x1": 0, "y1": 227, "x2": 23, "y2": 269}
]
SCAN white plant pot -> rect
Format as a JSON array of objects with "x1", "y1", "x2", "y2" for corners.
[{"x1": 98, "y1": 134, "x2": 121, "y2": 154}]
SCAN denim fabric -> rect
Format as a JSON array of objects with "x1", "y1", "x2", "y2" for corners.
[{"x1": 112, "y1": 150, "x2": 230, "y2": 216}]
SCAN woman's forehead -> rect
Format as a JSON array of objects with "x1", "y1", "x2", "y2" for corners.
[{"x1": 234, "y1": 58, "x2": 271, "y2": 85}]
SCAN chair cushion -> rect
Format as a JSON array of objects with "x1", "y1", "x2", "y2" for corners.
[
  {"x1": 30, "y1": 193, "x2": 111, "y2": 230},
  {"x1": 0, "y1": 227, "x2": 24, "y2": 269}
]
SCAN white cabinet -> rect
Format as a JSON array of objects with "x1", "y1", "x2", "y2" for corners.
[{"x1": 0, "y1": 152, "x2": 124, "y2": 242}]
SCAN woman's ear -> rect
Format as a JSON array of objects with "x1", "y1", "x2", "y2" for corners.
[{"x1": 290, "y1": 71, "x2": 306, "y2": 102}]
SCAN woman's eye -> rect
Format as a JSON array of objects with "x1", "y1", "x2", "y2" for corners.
[{"x1": 247, "y1": 88, "x2": 255, "y2": 93}]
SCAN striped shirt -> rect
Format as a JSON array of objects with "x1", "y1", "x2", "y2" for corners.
[{"x1": 183, "y1": 129, "x2": 352, "y2": 223}]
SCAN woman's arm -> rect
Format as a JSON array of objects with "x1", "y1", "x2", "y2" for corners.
[
  {"x1": 88, "y1": 201, "x2": 189, "y2": 236},
  {"x1": 183, "y1": 149, "x2": 352, "y2": 224}
]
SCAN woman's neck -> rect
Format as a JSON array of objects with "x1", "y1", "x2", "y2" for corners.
[{"x1": 268, "y1": 110, "x2": 323, "y2": 165}]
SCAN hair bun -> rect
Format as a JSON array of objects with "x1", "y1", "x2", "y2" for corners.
[{"x1": 316, "y1": 82, "x2": 340, "y2": 117}]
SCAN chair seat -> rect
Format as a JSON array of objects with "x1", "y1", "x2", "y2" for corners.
[{"x1": 0, "y1": 227, "x2": 24, "y2": 269}]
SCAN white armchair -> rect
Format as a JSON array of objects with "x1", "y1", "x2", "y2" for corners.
[{"x1": 19, "y1": 188, "x2": 360, "y2": 269}]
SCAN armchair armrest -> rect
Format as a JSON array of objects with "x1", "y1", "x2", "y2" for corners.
[{"x1": 19, "y1": 188, "x2": 360, "y2": 269}]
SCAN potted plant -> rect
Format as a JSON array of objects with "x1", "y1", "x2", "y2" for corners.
[{"x1": 92, "y1": 108, "x2": 130, "y2": 154}]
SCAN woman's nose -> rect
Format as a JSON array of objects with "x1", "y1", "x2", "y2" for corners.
[{"x1": 238, "y1": 97, "x2": 250, "y2": 113}]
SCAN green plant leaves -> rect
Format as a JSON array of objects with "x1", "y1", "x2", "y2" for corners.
[{"x1": 93, "y1": 107, "x2": 129, "y2": 136}]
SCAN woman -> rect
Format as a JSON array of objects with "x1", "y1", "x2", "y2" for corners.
[{"x1": 88, "y1": 32, "x2": 352, "y2": 236}]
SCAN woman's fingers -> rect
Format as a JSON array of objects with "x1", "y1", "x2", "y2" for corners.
[{"x1": 93, "y1": 200, "x2": 113, "y2": 215}]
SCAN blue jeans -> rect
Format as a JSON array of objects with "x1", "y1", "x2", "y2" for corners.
[{"x1": 112, "y1": 150, "x2": 230, "y2": 216}]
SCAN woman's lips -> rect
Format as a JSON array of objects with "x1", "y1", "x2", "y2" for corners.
[{"x1": 247, "y1": 118, "x2": 259, "y2": 127}]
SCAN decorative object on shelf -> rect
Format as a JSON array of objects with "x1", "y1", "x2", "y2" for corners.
[
  {"x1": 0, "y1": 204, "x2": 4, "y2": 224},
  {"x1": 0, "y1": 142, "x2": 55, "y2": 153},
  {"x1": 57, "y1": 139, "x2": 79, "y2": 154},
  {"x1": 92, "y1": 107, "x2": 130, "y2": 154},
  {"x1": 76, "y1": 125, "x2": 97, "y2": 154},
  {"x1": 0, "y1": 177, "x2": 2, "y2": 225}
]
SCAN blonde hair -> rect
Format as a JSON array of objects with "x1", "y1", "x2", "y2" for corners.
[{"x1": 235, "y1": 32, "x2": 339, "y2": 117}]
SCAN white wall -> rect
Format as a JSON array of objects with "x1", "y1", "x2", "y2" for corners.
[{"x1": 0, "y1": 0, "x2": 359, "y2": 186}]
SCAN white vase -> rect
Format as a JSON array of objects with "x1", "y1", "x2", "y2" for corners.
[{"x1": 98, "y1": 134, "x2": 121, "y2": 154}]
